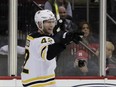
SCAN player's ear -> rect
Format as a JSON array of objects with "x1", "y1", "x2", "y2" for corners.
[{"x1": 38, "y1": 22, "x2": 42, "y2": 29}]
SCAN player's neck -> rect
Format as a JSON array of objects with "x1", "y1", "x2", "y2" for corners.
[{"x1": 38, "y1": 30, "x2": 52, "y2": 36}]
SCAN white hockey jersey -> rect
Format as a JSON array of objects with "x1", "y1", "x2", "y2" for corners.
[{"x1": 21, "y1": 33, "x2": 56, "y2": 87}]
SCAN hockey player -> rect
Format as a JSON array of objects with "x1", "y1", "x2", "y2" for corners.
[{"x1": 21, "y1": 9, "x2": 82, "y2": 87}]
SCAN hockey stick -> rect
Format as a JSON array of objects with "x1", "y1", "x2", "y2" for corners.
[
  {"x1": 107, "y1": 13, "x2": 116, "y2": 25},
  {"x1": 54, "y1": 0, "x2": 60, "y2": 20},
  {"x1": 54, "y1": 0, "x2": 61, "y2": 32},
  {"x1": 33, "y1": 1, "x2": 43, "y2": 10},
  {"x1": 33, "y1": 0, "x2": 60, "y2": 21},
  {"x1": 79, "y1": 41, "x2": 98, "y2": 56}
]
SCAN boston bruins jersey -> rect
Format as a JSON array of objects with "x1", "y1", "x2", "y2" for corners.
[{"x1": 21, "y1": 32, "x2": 57, "y2": 87}]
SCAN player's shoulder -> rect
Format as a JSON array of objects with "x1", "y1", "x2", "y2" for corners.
[
  {"x1": 27, "y1": 32, "x2": 53, "y2": 40},
  {"x1": 29, "y1": 32, "x2": 43, "y2": 38}
]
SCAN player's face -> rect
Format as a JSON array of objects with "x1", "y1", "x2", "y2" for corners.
[{"x1": 43, "y1": 19, "x2": 55, "y2": 35}]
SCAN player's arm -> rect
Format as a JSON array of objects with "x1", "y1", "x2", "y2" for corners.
[
  {"x1": 0, "y1": 45, "x2": 25, "y2": 55},
  {"x1": 47, "y1": 31, "x2": 71, "y2": 60},
  {"x1": 47, "y1": 31, "x2": 84, "y2": 60},
  {"x1": 47, "y1": 43, "x2": 66, "y2": 60}
]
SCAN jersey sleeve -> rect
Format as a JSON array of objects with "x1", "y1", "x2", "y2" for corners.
[{"x1": 47, "y1": 43, "x2": 66, "y2": 60}]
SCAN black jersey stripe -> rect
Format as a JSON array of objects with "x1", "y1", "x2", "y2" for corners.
[
  {"x1": 23, "y1": 78, "x2": 55, "y2": 86},
  {"x1": 41, "y1": 46, "x2": 47, "y2": 58}
]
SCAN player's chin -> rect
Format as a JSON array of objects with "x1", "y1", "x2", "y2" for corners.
[{"x1": 48, "y1": 30, "x2": 53, "y2": 35}]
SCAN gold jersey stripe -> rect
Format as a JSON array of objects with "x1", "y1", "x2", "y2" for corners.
[
  {"x1": 27, "y1": 35, "x2": 34, "y2": 40},
  {"x1": 41, "y1": 46, "x2": 48, "y2": 60},
  {"x1": 22, "y1": 74, "x2": 55, "y2": 84},
  {"x1": 31, "y1": 81, "x2": 56, "y2": 87}
]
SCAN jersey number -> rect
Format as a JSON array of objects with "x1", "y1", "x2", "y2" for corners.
[
  {"x1": 24, "y1": 49, "x2": 29, "y2": 66},
  {"x1": 41, "y1": 38, "x2": 53, "y2": 43},
  {"x1": 22, "y1": 49, "x2": 29, "y2": 74}
]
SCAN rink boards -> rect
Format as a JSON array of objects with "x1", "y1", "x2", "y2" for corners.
[{"x1": 0, "y1": 76, "x2": 116, "y2": 87}]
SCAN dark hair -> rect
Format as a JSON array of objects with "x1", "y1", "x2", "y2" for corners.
[
  {"x1": 79, "y1": 21, "x2": 92, "y2": 31},
  {"x1": 57, "y1": 0, "x2": 68, "y2": 9},
  {"x1": 78, "y1": 21, "x2": 94, "y2": 38}
]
